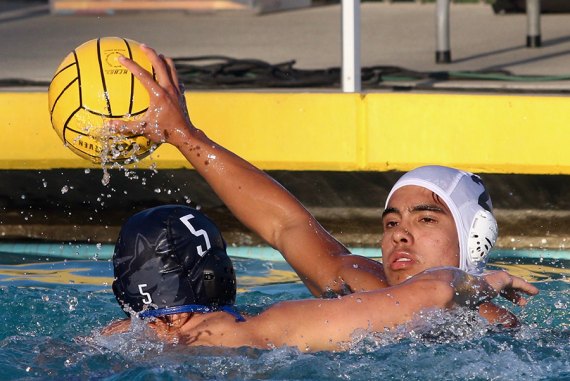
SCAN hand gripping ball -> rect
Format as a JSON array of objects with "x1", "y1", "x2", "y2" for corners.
[{"x1": 48, "y1": 37, "x2": 157, "y2": 164}]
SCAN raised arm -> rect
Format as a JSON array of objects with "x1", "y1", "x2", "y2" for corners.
[{"x1": 109, "y1": 46, "x2": 387, "y2": 296}]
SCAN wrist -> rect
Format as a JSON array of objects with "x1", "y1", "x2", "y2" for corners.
[
  {"x1": 168, "y1": 124, "x2": 199, "y2": 148},
  {"x1": 451, "y1": 271, "x2": 495, "y2": 308}
]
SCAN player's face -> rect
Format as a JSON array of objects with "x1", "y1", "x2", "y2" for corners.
[{"x1": 381, "y1": 186, "x2": 459, "y2": 286}]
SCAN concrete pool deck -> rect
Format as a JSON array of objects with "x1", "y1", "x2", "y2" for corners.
[
  {"x1": 2, "y1": 1, "x2": 570, "y2": 89},
  {"x1": 1, "y1": 1, "x2": 570, "y2": 251}
]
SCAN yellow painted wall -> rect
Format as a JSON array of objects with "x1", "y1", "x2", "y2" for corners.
[
  {"x1": 367, "y1": 93, "x2": 570, "y2": 174},
  {"x1": 2, "y1": 91, "x2": 569, "y2": 174}
]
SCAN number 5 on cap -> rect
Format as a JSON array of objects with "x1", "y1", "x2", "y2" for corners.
[
  {"x1": 179, "y1": 214, "x2": 212, "y2": 256},
  {"x1": 138, "y1": 284, "x2": 152, "y2": 304}
]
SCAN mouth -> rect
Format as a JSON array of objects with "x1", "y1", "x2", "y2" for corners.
[{"x1": 389, "y1": 252, "x2": 416, "y2": 270}]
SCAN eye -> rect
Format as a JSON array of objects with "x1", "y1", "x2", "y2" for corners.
[
  {"x1": 383, "y1": 219, "x2": 399, "y2": 229},
  {"x1": 419, "y1": 216, "x2": 437, "y2": 224}
]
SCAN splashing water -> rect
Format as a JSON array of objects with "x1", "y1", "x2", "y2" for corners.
[{"x1": 0, "y1": 256, "x2": 567, "y2": 380}]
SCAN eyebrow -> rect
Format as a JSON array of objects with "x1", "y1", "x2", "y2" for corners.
[
  {"x1": 411, "y1": 204, "x2": 447, "y2": 213},
  {"x1": 382, "y1": 204, "x2": 447, "y2": 219},
  {"x1": 382, "y1": 207, "x2": 399, "y2": 219}
]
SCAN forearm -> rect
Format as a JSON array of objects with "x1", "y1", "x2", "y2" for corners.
[
  {"x1": 250, "y1": 279, "x2": 456, "y2": 352},
  {"x1": 115, "y1": 47, "x2": 379, "y2": 297},
  {"x1": 113, "y1": 46, "x2": 303, "y2": 248},
  {"x1": 170, "y1": 126, "x2": 359, "y2": 293},
  {"x1": 169, "y1": 125, "x2": 310, "y2": 248},
  {"x1": 414, "y1": 267, "x2": 497, "y2": 309},
  {"x1": 478, "y1": 302, "x2": 520, "y2": 328},
  {"x1": 449, "y1": 270, "x2": 497, "y2": 308},
  {"x1": 413, "y1": 269, "x2": 522, "y2": 327}
]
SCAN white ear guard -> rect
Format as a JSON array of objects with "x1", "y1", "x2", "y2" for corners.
[{"x1": 467, "y1": 209, "x2": 498, "y2": 271}]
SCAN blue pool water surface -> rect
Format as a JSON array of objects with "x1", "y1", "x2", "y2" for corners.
[{"x1": 0, "y1": 252, "x2": 567, "y2": 380}]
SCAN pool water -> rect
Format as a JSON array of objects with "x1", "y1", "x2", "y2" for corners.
[{"x1": 0, "y1": 254, "x2": 567, "y2": 380}]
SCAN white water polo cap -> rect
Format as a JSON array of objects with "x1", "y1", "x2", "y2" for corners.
[{"x1": 385, "y1": 165, "x2": 498, "y2": 274}]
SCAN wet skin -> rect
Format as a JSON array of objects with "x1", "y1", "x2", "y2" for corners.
[{"x1": 381, "y1": 185, "x2": 460, "y2": 286}]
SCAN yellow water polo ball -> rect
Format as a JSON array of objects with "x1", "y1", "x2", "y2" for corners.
[{"x1": 48, "y1": 37, "x2": 157, "y2": 164}]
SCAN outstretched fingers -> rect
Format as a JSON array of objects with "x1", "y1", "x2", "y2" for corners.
[
  {"x1": 161, "y1": 55, "x2": 182, "y2": 96},
  {"x1": 118, "y1": 54, "x2": 156, "y2": 94},
  {"x1": 139, "y1": 45, "x2": 178, "y2": 95},
  {"x1": 165, "y1": 57, "x2": 181, "y2": 89},
  {"x1": 502, "y1": 275, "x2": 539, "y2": 306},
  {"x1": 486, "y1": 271, "x2": 539, "y2": 306},
  {"x1": 111, "y1": 44, "x2": 194, "y2": 146}
]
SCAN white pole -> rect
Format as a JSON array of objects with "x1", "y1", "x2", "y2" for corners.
[
  {"x1": 435, "y1": 0, "x2": 451, "y2": 63},
  {"x1": 526, "y1": 0, "x2": 541, "y2": 47},
  {"x1": 341, "y1": 0, "x2": 361, "y2": 93}
]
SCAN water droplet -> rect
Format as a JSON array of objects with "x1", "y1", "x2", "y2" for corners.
[
  {"x1": 61, "y1": 186, "x2": 69, "y2": 194},
  {"x1": 68, "y1": 296, "x2": 78, "y2": 311}
]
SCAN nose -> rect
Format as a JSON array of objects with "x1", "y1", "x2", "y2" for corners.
[{"x1": 392, "y1": 226, "x2": 412, "y2": 244}]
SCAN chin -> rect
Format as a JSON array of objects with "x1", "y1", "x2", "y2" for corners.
[
  {"x1": 387, "y1": 269, "x2": 422, "y2": 286},
  {"x1": 387, "y1": 274, "x2": 411, "y2": 286}
]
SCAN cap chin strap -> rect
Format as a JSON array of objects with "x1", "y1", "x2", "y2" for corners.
[
  {"x1": 466, "y1": 209, "x2": 498, "y2": 272},
  {"x1": 138, "y1": 304, "x2": 245, "y2": 322}
]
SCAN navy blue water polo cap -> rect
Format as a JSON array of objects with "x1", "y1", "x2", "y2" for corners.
[{"x1": 112, "y1": 205, "x2": 243, "y2": 321}]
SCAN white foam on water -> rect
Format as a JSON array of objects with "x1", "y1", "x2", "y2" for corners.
[{"x1": 91, "y1": 317, "x2": 166, "y2": 361}]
